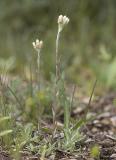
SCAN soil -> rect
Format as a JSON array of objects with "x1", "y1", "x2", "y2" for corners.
[
  {"x1": 0, "y1": 91, "x2": 116, "y2": 160},
  {"x1": 54, "y1": 91, "x2": 116, "y2": 160}
]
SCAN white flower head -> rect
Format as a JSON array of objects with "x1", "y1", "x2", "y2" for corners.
[
  {"x1": 32, "y1": 39, "x2": 43, "y2": 52},
  {"x1": 58, "y1": 15, "x2": 69, "y2": 32}
]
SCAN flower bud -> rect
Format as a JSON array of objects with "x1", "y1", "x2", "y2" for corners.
[
  {"x1": 58, "y1": 15, "x2": 69, "y2": 32},
  {"x1": 32, "y1": 39, "x2": 43, "y2": 52},
  {"x1": 58, "y1": 15, "x2": 63, "y2": 24}
]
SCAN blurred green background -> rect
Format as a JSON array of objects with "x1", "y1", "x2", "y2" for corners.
[{"x1": 0, "y1": 0, "x2": 116, "y2": 89}]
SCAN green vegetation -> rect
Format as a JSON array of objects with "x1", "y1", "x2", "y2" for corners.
[
  {"x1": 0, "y1": 15, "x2": 90, "y2": 159},
  {"x1": 90, "y1": 145, "x2": 100, "y2": 159},
  {"x1": 0, "y1": 1, "x2": 116, "y2": 159}
]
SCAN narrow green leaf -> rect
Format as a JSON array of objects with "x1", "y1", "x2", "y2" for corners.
[
  {"x1": 0, "y1": 130, "x2": 13, "y2": 137},
  {"x1": 72, "y1": 118, "x2": 85, "y2": 131},
  {"x1": 0, "y1": 116, "x2": 11, "y2": 123}
]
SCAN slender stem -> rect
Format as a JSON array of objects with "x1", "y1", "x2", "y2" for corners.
[
  {"x1": 56, "y1": 30, "x2": 60, "y2": 83},
  {"x1": 54, "y1": 30, "x2": 61, "y2": 107},
  {"x1": 37, "y1": 50, "x2": 41, "y2": 90},
  {"x1": 7, "y1": 85, "x2": 23, "y2": 109},
  {"x1": 84, "y1": 79, "x2": 97, "y2": 118},
  {"x1": 29, "y1": 63, "x2": 33, "y2": 97},
  {"x1": 52, "y1": 30, "x2": 61, "y2": 135},
  {"x1": 87, "y1": 79, "x2": 97, "y2": 108}
]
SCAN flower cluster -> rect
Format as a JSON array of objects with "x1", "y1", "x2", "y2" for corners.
[
  {"x1": 58, "y1": 15, "x2": 69, "y2": 32},
  {"x1": 32, "y1": 39, "x2": 43, "y2": 52}
]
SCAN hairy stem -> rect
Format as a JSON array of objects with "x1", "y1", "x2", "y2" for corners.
[
  {"x1": 56, "y1": 30, "x2": 60, "y2": 83},
  {"x1": 29, "y1": 63, "x2": 33, "y2": 97},
  {"x1": 52, "y1": 30, "x2": 61, "y2": 134},
  {"x1": 37, "y1": 50, "x2": 41, "y2": 90}
]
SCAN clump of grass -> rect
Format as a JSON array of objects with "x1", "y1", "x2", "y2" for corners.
[{"x1": 90, "y1": 145, "x2": 100, "y2": 159}]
